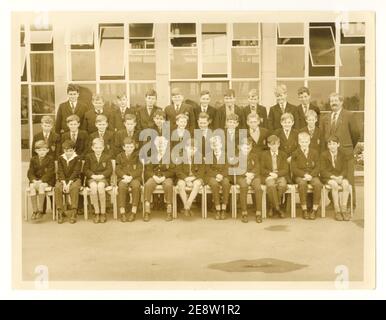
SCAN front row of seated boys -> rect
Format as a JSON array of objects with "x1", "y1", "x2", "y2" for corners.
[{"x1": 28, "y1": 124, "x2": 352, "y2": 224}]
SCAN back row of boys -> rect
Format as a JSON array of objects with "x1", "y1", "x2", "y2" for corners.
[{"x1": 28, "y1": 83, "x2": 353, "y2": 224}]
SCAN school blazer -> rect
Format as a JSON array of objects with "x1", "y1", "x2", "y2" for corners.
[
  {"x1": 32, "y1": 131, "x2": 61, "y2": 158},
  {"x1": 320, "y1": 150, "x2": 348, "y2": 183},
  {"x1": 224, "y1": 130, "x2": 240, "y2": 156},
  {"x1": 176, "y1": 162, "x2": 204, "y2": 181},
  {"x1": 27, "y1": 155, "x2": 55, "y2": 186},
  {"x1": 61, "y1": 130, "x2": 89, "y2": 159},
  {"x1": 291, "y1": 148, "x2": 320, "y2": 178},
  {"x1": 243, "y1": 104, "x2": 268, "y2": 128},
  {"x1": 232, "y1": 152, "x2": 260, "y2": 177},
  {"x1": 145, "y1": 155, "x2": 176, "y2": 181},
  {"x1": 83, "y1": 152, "x2": 113, "y2": 179},
  {"x1": 295, "y1": 104, "x2": 320, "y2": 129},
  {"x1": 247, "y1": 127, "x2": 270, "y2": 156},
  {"x1": 136, "y1": 106, "x2": 161, "y2": 132},
  {"x1": 115, "y1": 151, "x2": 142, "y2": 181},
  {"x1": 110, "y1": 106, "x2": 137, "y2": 132},
  {"x1": 57, "y1": 154, "x2": 82, "y2": 182},
  {"x1": 274, "y1": 128, "x2": 299, "y2": 158},
  {"x1": 114, "y1": 129, "x2": 140, "y2": 155},
  {"x1": 214, "y1": 105, "x2": 246, "y2": 130},
  {"x1": 319, "y1": 109, "x2": 362, "y2": 152},
  {"x1": 193, "y1": 105, "x2": 217, "y2": 129},
  {"x1": 164, "y1": 102, "x2": 196, "y2": 134},
  {"x1": 82, "y1": 109, "x2": 112, "y2": 134},
  {"x1": 55, "y1": 100, "x2": 88, "y2": 134},
  {"x1": 260, "y1": 150, "x2": 289, "y2": 181},
  {"x1": 88, "y1": 130, "x2": 115, "y2": 155},
  {"x1": 299, "y1": 126, "x2": 321, "y2": 152},
  {"x1": 267, "y1": 102, "x2": 298, "y2": 131}
]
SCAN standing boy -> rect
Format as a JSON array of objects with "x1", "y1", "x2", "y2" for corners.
[
  {"x1": 243, "y1": 89, "x2": 268, "y2": 129},
  {"x1": 32, "y1": 115, "x2": 60, "y2": 158},
  {"x1": 246, "y1": 113, "x2": 269, "y2": 158},
  {"x1": 214, "y1": 89, "x2": 245, "y2": 130},
  {"x1": 295, "y1": 86, "x2": 320, "y2": 130},
  {"x1": 193, "y1": 90, "x2": 216, "y2": 129},
  {"x1": 88, "y1": 114, "x2": 115, "y2": 157},
  {"x1": 300, "y1": 110, "x2": 321, "y2": 152},
  {"x1": 82, "y1": 94, "x2": 112, "y2": 134},
  {"x1": 60, "y1": 115, "x2": 89, "y2": 159},
  {"x1": 275, "y1": 112, "x2": 299, "y2": 162},
  {"x1": 111, "y1": 93, "x2": 137, "y2": 132}
]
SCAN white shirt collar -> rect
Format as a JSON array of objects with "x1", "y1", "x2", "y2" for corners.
[{"x1": 61, "y1": 152, "x2": 78, "y2": 164}]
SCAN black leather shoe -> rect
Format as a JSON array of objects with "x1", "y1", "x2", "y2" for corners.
[
  {"x1": 241, "y1": 214, "x2": 248, "y2": 223},
  {"x1": 335, "y1": 212, "x2": 343, "y2": 221},
  {"x1": 100, "y1": 214, "x2": 107, "y2": 223},
  {"x1": 256, "y1": 215, "x2": 262, "y2": 223},
  {"x1": 215, "y1": 211, "x2": 221, "y2": 220},
  {"x1": 309, "y1": 210, "x2": 317, "y2": 220},
  {"x1": 143, "y1": 213, "x2": 150, "y2": 222},
  {"x1": 220, "y1": 210, "x2": 226, "y2": 220},
  {"x1": 57, "y1": 210, "x2": 64, "y2": 224},
  {"x1": 302, "y1": 210, "x2": 309, "y2": 220},
  {"x1": 120, "y1": 213, "x2": 127, "y2": 222},
  {"x1": 342, "y1": 211, "x2": 351, "y2": 221},
  {"x1": 35, "y1": 211, "x2": 43, "y2": 220},
  {"x1": 69, "y1": 210, "x2": 77, "y2": 224},
  {"x1": 128, "y1": 213, "x2": 136, "y2": 222},
  {"x1": 93, "y1": 214, "x2": 100, "y2": 224}
]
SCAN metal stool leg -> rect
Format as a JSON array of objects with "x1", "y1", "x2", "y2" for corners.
[
  {"x1": 83, "y1": 189, "x2": 88, "y2": 220},
  {"x1": 262, "y1": 188, "x2": 267, "y2": 219}
]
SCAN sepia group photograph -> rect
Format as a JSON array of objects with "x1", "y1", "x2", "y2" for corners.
[{"x1": 10, "y1": 8, "x2": 376, "y2": 291}]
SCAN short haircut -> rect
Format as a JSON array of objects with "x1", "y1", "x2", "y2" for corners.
[
  {"x1": 122, "y1": 137, "x2": 136, "y2": 147},
  {"x1": 298, "y1": 132, "x2": 311, "y2": 141},
  {"x1": 297, "y1": 86, "x2": 310, "y2": 96},
  {"x1": 95, "y1": 114, "x2": 108, "y2": 124},
  {"x1": 34, "y1": 140, "x2": 48, "y2": 150},
  {"x1": 92, "y1": 137, "x2": 104, "y2": 147},
  {"x1": 329, "y1": 92, "x2": 344, "y2": 102},
  {"x1": 200, "y1": 89, "x2": 210, "y2": 96},
  {"x1": 267, "y1": 135, "x2": 280, "y2": 145},
  {"x1": 41, "y1": 115, "x2": 54, "y2": 125},
  {"x1": 224, "y1": 89, "x2": 235, "y2": 97},
  {"x1": 124, "y1": 113, "x2": 137, "y2": 122},
  {"x1": 247, "y1": 112, "x2": 260, "y2": 121},
  {"x1": 67, "y1": 84, "x2": 79, "y2": 93},
  {"x1": 280, "y1": 112, "x2": 294, "y2": 123},
  {"x1": 62, "y1": 139, "x2": 75, "y2": 150},
  {"x1": 226, "y1": 113, "x2": 239, "y2": 122},
  {"x1": 248, "y1": 88, "x2": 258, "y2": 97},
  {"x1": 145, "y1": 88, "x2": 157, "y2": 97},
  {"x1": 275, "y1": 84, "x2": 287, "y2": 95},
  {"x1": 305, "y1": 109, "x2": 318, "y2": 120},
  {"x1": 66, "y1": 114, "x2": 80, "y2": 123},
  {"x1": 198, "y1": 112, "x2": 210, "y2": 121},
  {"x1": 327, "y1": 135, "x2": 340, "y2": 144},
  {"x1": 176, "y1": 113, "x2": 189, "y2": 121},
  {"x1": 116, "y1": 93, "x2": 127, "y2": 100},
  {"x1": 153, "y1": 109, "x2": 166, "y2": 119},
  {"x1": 92, "y1": 94, "x2": 104, "y2": 103}
]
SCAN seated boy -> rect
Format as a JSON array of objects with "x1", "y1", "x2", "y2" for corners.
[
  {"x1": 143, "y1": 136, "x2": 175, "y2": 222},
  {"x1": 176, "y1": 139, "x2": 204, "y2": 216},
  {"x1": 27, "y1": 140, "x2": 55, "y2": 220},
  {"x1": 88, "y1": 114, "x2": 114, "y2": 157},
  {"x1": 82, "y1": 94, "x2": 111, "y2": 134},
  {"x1": 204, "y1": 136, "x2": 231, "y2": 220},
  {"x1": 114, "y1": 113, "x2": 140, "y2": 157},
  {"x1": 291, "y1": 132, "x2": 322, "y2": 220},
  {"x1": 260, "y1": 135, "x2": 289, "y2": 218},
  {"x1": 233, "y1": 137, "x2": 263, "y2": 223},
  {"x1": 274, "y1": 112, "x2": 299, "y2": 163},
  {"x1": 116, "y1": 137, "x2": 142, "y2": 222},
  {"x1": 32, "y1": 115, "x2": 60, "y2": 159},
  {"x1": 112, "y1": 93, "x2": 136, "y2": 131},
  {"x1": 300, "y1": 109, "x2": 321, "y2": 152},
  {"x1": 246, "y1": 112, "x2": 269, "y2": 157},
  {"x1": 55, "y1": 140, "x2": 82, "y2": 224},
  {"x1": 84, "y1": 138, "x2": 113, "y2": 224},
  {"x1": 60, "y1": 114, "x2": 89, "y2": 159},
  {"x1": 320, "y1": 135, "x2": 351, "y2": 221}
]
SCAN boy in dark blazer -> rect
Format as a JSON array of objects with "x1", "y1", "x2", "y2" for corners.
[
  {"x1": 260, "y1": 135, "x2": 289, "y2": 218},
  {"x1": 291, "y1": 132, "x2": 323, "y2": 220},
  {"x1": 55, "y1": 84, "x2": 88, "y2": 134},
  {"x1": 295, "y1": 86, "x2": 320, "y2": 129},
  {"x1": 116, "y1": 137, "x2": 143, "y2": 222},
  {"x1": 274, "y1": 112, "x2": 299, "y2": 162},
  {"x1": 32, "y1": 115, "x2": 60, "y2": 159},
  {"x1": 243, "y1": 89, "x2": 268, "y2": 129},
  {"x1": 196, "y1": 112, "x2": 213, "y2": 160},
  {"x1": 82, "y1": 94, "x2": 112, "y2": 134},
  {"x1": 165, "y1": 87, "x2": 196, "y2": 135},
  {"x1": 87, "y1": 114, "x2": 115, "y2": 157},
  {"x1": 224, "y1": 113, "x2": 240, "y2": 158},
  {"x1": 204, "y1": 136, "x2": 231, "y2": 220},
  {"x1": 143, "y1": 136, "x2": 175, "y2": 222},
  {"x1": 84, "y1": 138, "x2": 113, "y2": 224},
  {"x1": 55, "y1": 140, "x2": 82, "y2": 224},
  {"x1": 27, "y1": 140, "x2": 55, "y2": 220},
  {"x1": 193, "y1": 90, "x2": 216, "y2": 129},
  {"x1": 214, "y1": 89, "x2": 245, "y2": 129},
  {"x1": 114, "y1": 113, "x2": 140, "y2": 157},
  {"x1": 268, "y1": 84, "x2": 298, "y2": 131},
  {"x1": 60, "y1": 115, "x2": 89, "y2": 159},
  {"x1": 299, "y1": 109, "x2": 321, "y2": 152},
  {"x1": 320, "y1": 135, "x2": 351, "y2": 221},
  {"x1": 246, "y1": 112, "x2": 269, "y2": 158},
  {"x1": 110, "y1": 93, "x2": 137, "y2": 132},
  {"x1": 136, "y1": 89, "x2": 161, "y2": 132}
]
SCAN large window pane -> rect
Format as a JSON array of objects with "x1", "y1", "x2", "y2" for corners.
[
  {"x1": 277, "y1": 46, "x2": 305, "y2": 77},
  {"x1": 339, "y1": 80, "x2": 365, "y2": 111},
  {"x1": 233, "y1": 23, "x2": 259, "y2": 39},
  {"x1": 170, "y1": 82, "x2": 200, "y2": 105},
  {"x1": 30, "y1": 53, "x2": 54, "y2": 82},
  {"x1": 129, "y1": 50, "x2": 156, "y2": 80},
  {"x1": 70, "y1": 24, "x2": 94, "y2": 49},
  {"x1": 309, "y1": 26, "x2": 335, "y2": 66},
  {"x1": 71, "y1": 51, "x2": 96, "y2": 81},
  {"x1": 170, "y1": 23, "x2": 196, "y2": 36},
  {"x1": 202, "y1": 34, "x2": 227, "y2": 75},
  {"x1": 31, "y1": 85, "x2": 55, "y2": 114},
  {"x1": 276, "y1": 81, "x2": 304, "y2": 105},
  {"x1": 278, "y1": 23, "x2": 304, "y2": 38},
  {"x1": 100, "y1": 83, "x2": 127, "y2": 109},
  {"x1": 308, "y1": 80, "x2": 336, "y2": 111},
  {"x1": 341, "y1": 22, "x2": 365, "y2": 44},
  {"x1": 232, "y1": 48, "x2": 259, "y2": 78},
  {"x1": 232, "y1": 81, "x2": 259, "y2": 107},
  {"x1": 201, "y1": 82, "x2": 229, "y2": 108},
  {"x1": 340, "y1": 46, "x2": 365, "y2": 77},
  {"x1": 129, "y1": 23, "x2": 154, "y2": 38},
  {"x1": 170, "y1": 48, "x2": 197, "y2": 79},
  {"x1": 30, "y1": 28, "x2": 53, "y2": 51},
  {"x1": 129, "y1": 83, "x2": 156, "y2": 108}
]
